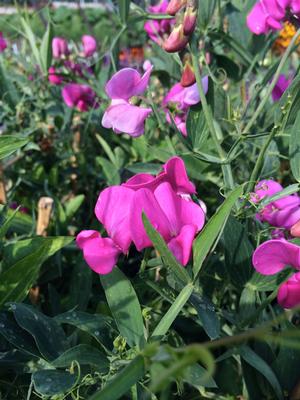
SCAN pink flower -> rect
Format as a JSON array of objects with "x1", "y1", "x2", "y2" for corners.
[
  {"x1": 278, "y1": 272, "x2": 300, "y2": 308},
  {"x1": 123, "y1": 156, "x2": 196, "y2": 194},
  {"x1": 48, "y1": 66, "x2": 63, "y2": 85},
  {"x1": 144, "y1": 0, "x2": 175, "y2": 45},
  {"x1": 82, "y1": 35, "x2": 97, "y2": 57},
  {"x1": 0, "y1": 32, "x2": 7, "y2": 53},
  {"x1": 62, "y1": 83, "x2": 98, "y2": 112},
  {"x1": 52, "y1": 37, "x2": 69, "y2": 59},
  {"x1": 251, "y1": 179, "x2": 300, "y2": 229},
  {"x1": 247, "y1": 0, "x2": 300, "y2": 35},
  {"x1": 163, "y1": 76, "x2": 209, "y2": 136},
  {"x1": 102, "y1": 66, "x2": 153, "y2": 137},
  {"x1": 272, "y1": 74, "x2": 291, "y2": 101},
  {"x1": 76, "y1": 157, "x2": 206, "y2": 274},
  {"x1": 253, "y1": 239, "x2": 300, "y2": 308}
]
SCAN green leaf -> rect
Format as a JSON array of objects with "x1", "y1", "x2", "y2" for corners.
[
  {"x1": 0, "y1": 208, "x2": 19, "y2": 239},
  {"x1": 55, "y1": 310, "x2": 114, "y2": 350},
  {"x1": 51, "y1": 344, "x2": 109, "y2": 372},
  {"x1": 193, "y1": 186, "x2": 243, "y2": 278},
  {"x1": 100, "y1": 268, "x2": 145, "y2": 349},
  {"x1": 0, "y1": 236, "x2": 73, "y2": 307},
  {"x1": 151, "y1": 284, "x2": 194, "y2": 339},
  {"x1": 290, "y1": 112, "x2": 300, "y2": 182},
  {"x1": 20, "y1": 17, "x2": 42, "y2": 69},
  {"x1": 9, "y1": 303, "x2": 68, "y2": 361},
  {"x1": 64, "y1": 194, "x2": 85, "y2": 221},
  {"x1": 184, "y1": 363, "x2": 217, "y2": 389},
  {"x1": 89, "y1": 355, "x2": 145, "y2": 400},
  {"x1": 0, "y1": 136, "x2": 29, "y2": 160},
  {"x1": 142, "y1": 213, "x2": 191, "y2": 285},
  {"x1": 247, "y1": 269, "x2": 291, "y2": 292},
  {"x1": 240, "y1": 346, "x2": 284, "y2": 400},
  {"x1": 190, "y1": 293, "x2": 220, "y2": 339},
  {"x1": 32, "y1": 370, "x2": 77, "y2": 397},
  {"x1": 118, "y1": 0, "x2": 131, "y2": 23},
  {"x1": 198, "y1": 0, "x2": 217, "y2": 28},
  {"x1": 223, "y1": 216, "x2": 254, "y2": 288},
  {"x1": 40, "y1": 21, "x2": 53, "y2": 73}
]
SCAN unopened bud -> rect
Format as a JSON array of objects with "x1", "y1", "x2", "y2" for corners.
[
  {"x1": 167, "y1": 0, "x2": 187, "y2": 16},
  {"x1": 183, "y1": 1, "x2": 197, "y2": 35},
  {"x1": 180, "y1": 61, "x2": 195, "y2": 87},
  {"x1": 291, "y1": 220, "x2": 300, "y2": 237},
  {"x1": 163, "y1": 25, "x2": 189, "y2": 53}
]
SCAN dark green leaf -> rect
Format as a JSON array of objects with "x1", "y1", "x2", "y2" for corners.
[
  {"x1": 100, "y1": 268, "x2": 145, "y2": 349},
  {"x1": 0, "y1": 136, "x2": 29, "y2": 160},
  {"x1": 33, "y1": 370, "x2": 77, "y2": 396},
  {"x1": 290, "y1": 111, "x2": 300, "y2": 182}
]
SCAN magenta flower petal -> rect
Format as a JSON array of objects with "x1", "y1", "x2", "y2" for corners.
[
  {"x1": 168, "y1": 224, "x2": 197, "y2": 265},
  {"x1": 252, "y1": 239, "x2": 300, "y2": 275},
  {"x1": 163, "y1": 156, "x2": 196, "y2": 194},
  {"x1": 278, "y1": 272, "x2": 300, "y2": 308},
  {"x1": 62, "y1": 83, "x2": 98, "y2": 112},
  {"x1": 154, "y1": 182, "x2": 205, "y2": 235},
  {"x1": 129, "y1": 188, "x2": 172, "y2": 251},
  {"x1": 102, "y1": 100, "x2": 152, "y2": 137},
  {"x1": 95, "y1": 186, "x2": 134, "y2": 253},
  {"x1": 82, "y1": 35, "x2": 97, "y2": 57},
  {"x1": 52, "y1": 37, "x2": 69, "y2": 59},
  {"x1": 163, "y1": 83, "x2": 186, "y2": 107},
  {"x1": 272, "y1": 74, "x2": 291, "y2": 102},
  {"x1": 0, "y1": 32, "x2": 7, "y2": 52},
  {"x1": 76, "y1": 230, "x2": 120, "y2": 275},
  {"x1": 253, "y1": 179, "x2": 283, "y2": 202},
  {"x1": 105, "y1": 66, "x2": 153, "y2": 100},
  {"x1": 247, "y1": 2, "x2": 269, "y2": 34},
  {"x1": 123, "y1": 173, "x2": 160, "y2": 191},
  {"x1": 182, "y1": 77, "x2": 209, "y2": 106}
]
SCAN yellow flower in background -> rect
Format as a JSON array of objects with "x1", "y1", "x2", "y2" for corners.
[{"x1": 273, "y1": 22, "x2": 300, "y2": 54}]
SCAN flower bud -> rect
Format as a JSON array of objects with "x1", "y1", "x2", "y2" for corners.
[
  {"x1": 291, "y1": 220, "x2": 300, "y2": 237},
  {"x1": 163, "y1": 25, "x2": 189, "y2": 53},
  {"x1": 52, "y1": 37, "x2": 69, "y2": 59},
  {"x1": 183, "y1": 0, "x2": 197, "y2": 36},
  {"x1": 180, "y1": 61, "x2": 195, "y2": 87},
  {"x1": 167, "y1": 0, "x2": 187, "y2": 16}
]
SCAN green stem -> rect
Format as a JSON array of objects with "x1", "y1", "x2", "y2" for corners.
[
  {"x1": 243, "y1": 28, "x2": 300, "y2": 134},
  {"x1": 190, "y1": 45, "x2": 235, "y2": 190},
  {"x1": 245, "y1": 126, "x2": 277, "y2": 194}
]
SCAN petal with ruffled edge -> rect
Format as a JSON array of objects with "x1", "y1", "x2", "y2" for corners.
[
  {"x1": 278, "y1": 272, "x2": 300, "y2": 308},
  {"x1": 129, "y1": 188, "x2": 172, "y2": 251},
  {"x1": 252, "y1": 239, "x2": 300, "y2": 275},
  {"x1": 102, "y1": 100, "x2": 152, "y2": 137},
  {"x1": 163, "y1": 156, "x2": 196, "y2": 194},
  {"x1": 95, "y1": 186, "x2": 134, "y2": 252},
  {"x1": 154, "y1": 182, "x2": 205, "y2": 236},
  {"x1": 105, "y1": 66, "x2": 153, "y2": 100},
  {"x1": 168, "y1": 224, "x2": 197, "y2": 266},
  {"x1": 76, "y1": 230, "x2": 121, "y2": 275}
]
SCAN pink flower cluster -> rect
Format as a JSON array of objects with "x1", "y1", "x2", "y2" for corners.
[
  {"x1": 253, "y1": 239, "x2": 300, "y2": 308},
  {"x1": 49, "y1": 36, "x2": 99, "y2": 112},
  {"x1": 163, "y1": 76, "x2": 208, "y2": 136},
  {"x1": 76, "y1": 157, "x2": 206, "y2": 274},
  {"x1": 251, "y1": 179, "x2": 300, "y2": 230},
  {"x1": 247, "y1": 0, "x2": 300, "y2": 35},
  {"x1": 144, "y1": 0, "x2": 175, "y2": 45}
]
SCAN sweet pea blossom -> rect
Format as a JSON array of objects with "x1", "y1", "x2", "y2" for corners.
[
  {"x1": 48, "y1": 66, "x2": 63, "y2": 85},
  {"x1": 101, "y1": 65, "x2": 153, "y2": 137},
  {"x1": 251, "y1": 179, "x2": 300, "y2": 229},
  {"x1": 253, "y1": 239, "x2": 300, "y2": 308},
  {"x1": 144, "y1": 0, "x2": 175, "y2": 45},
  {"x1": 247, "y1": 0, "x2": 300, "y2": 35},
  {"x1": 62, "y1": 83, "x2": 98, "y2": 112},
  {"x1": 52, "y1": 37, "x2": 69, "y2": 59},
  {"x1": 163, "y1": 76, "x2": 209, "y2": 136},
  {"x1": 76, "y1": 156, "x2": 206, "y2": 274},
  {"x1": 0, "y1": 32, "x2": 7, "y2": 53},
  {"x1": 82, "y1": 35, "x2": 97, "y2": 57},
  {"x1": 272, "y1": 74, "x2": 291, "y2": 101}
]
